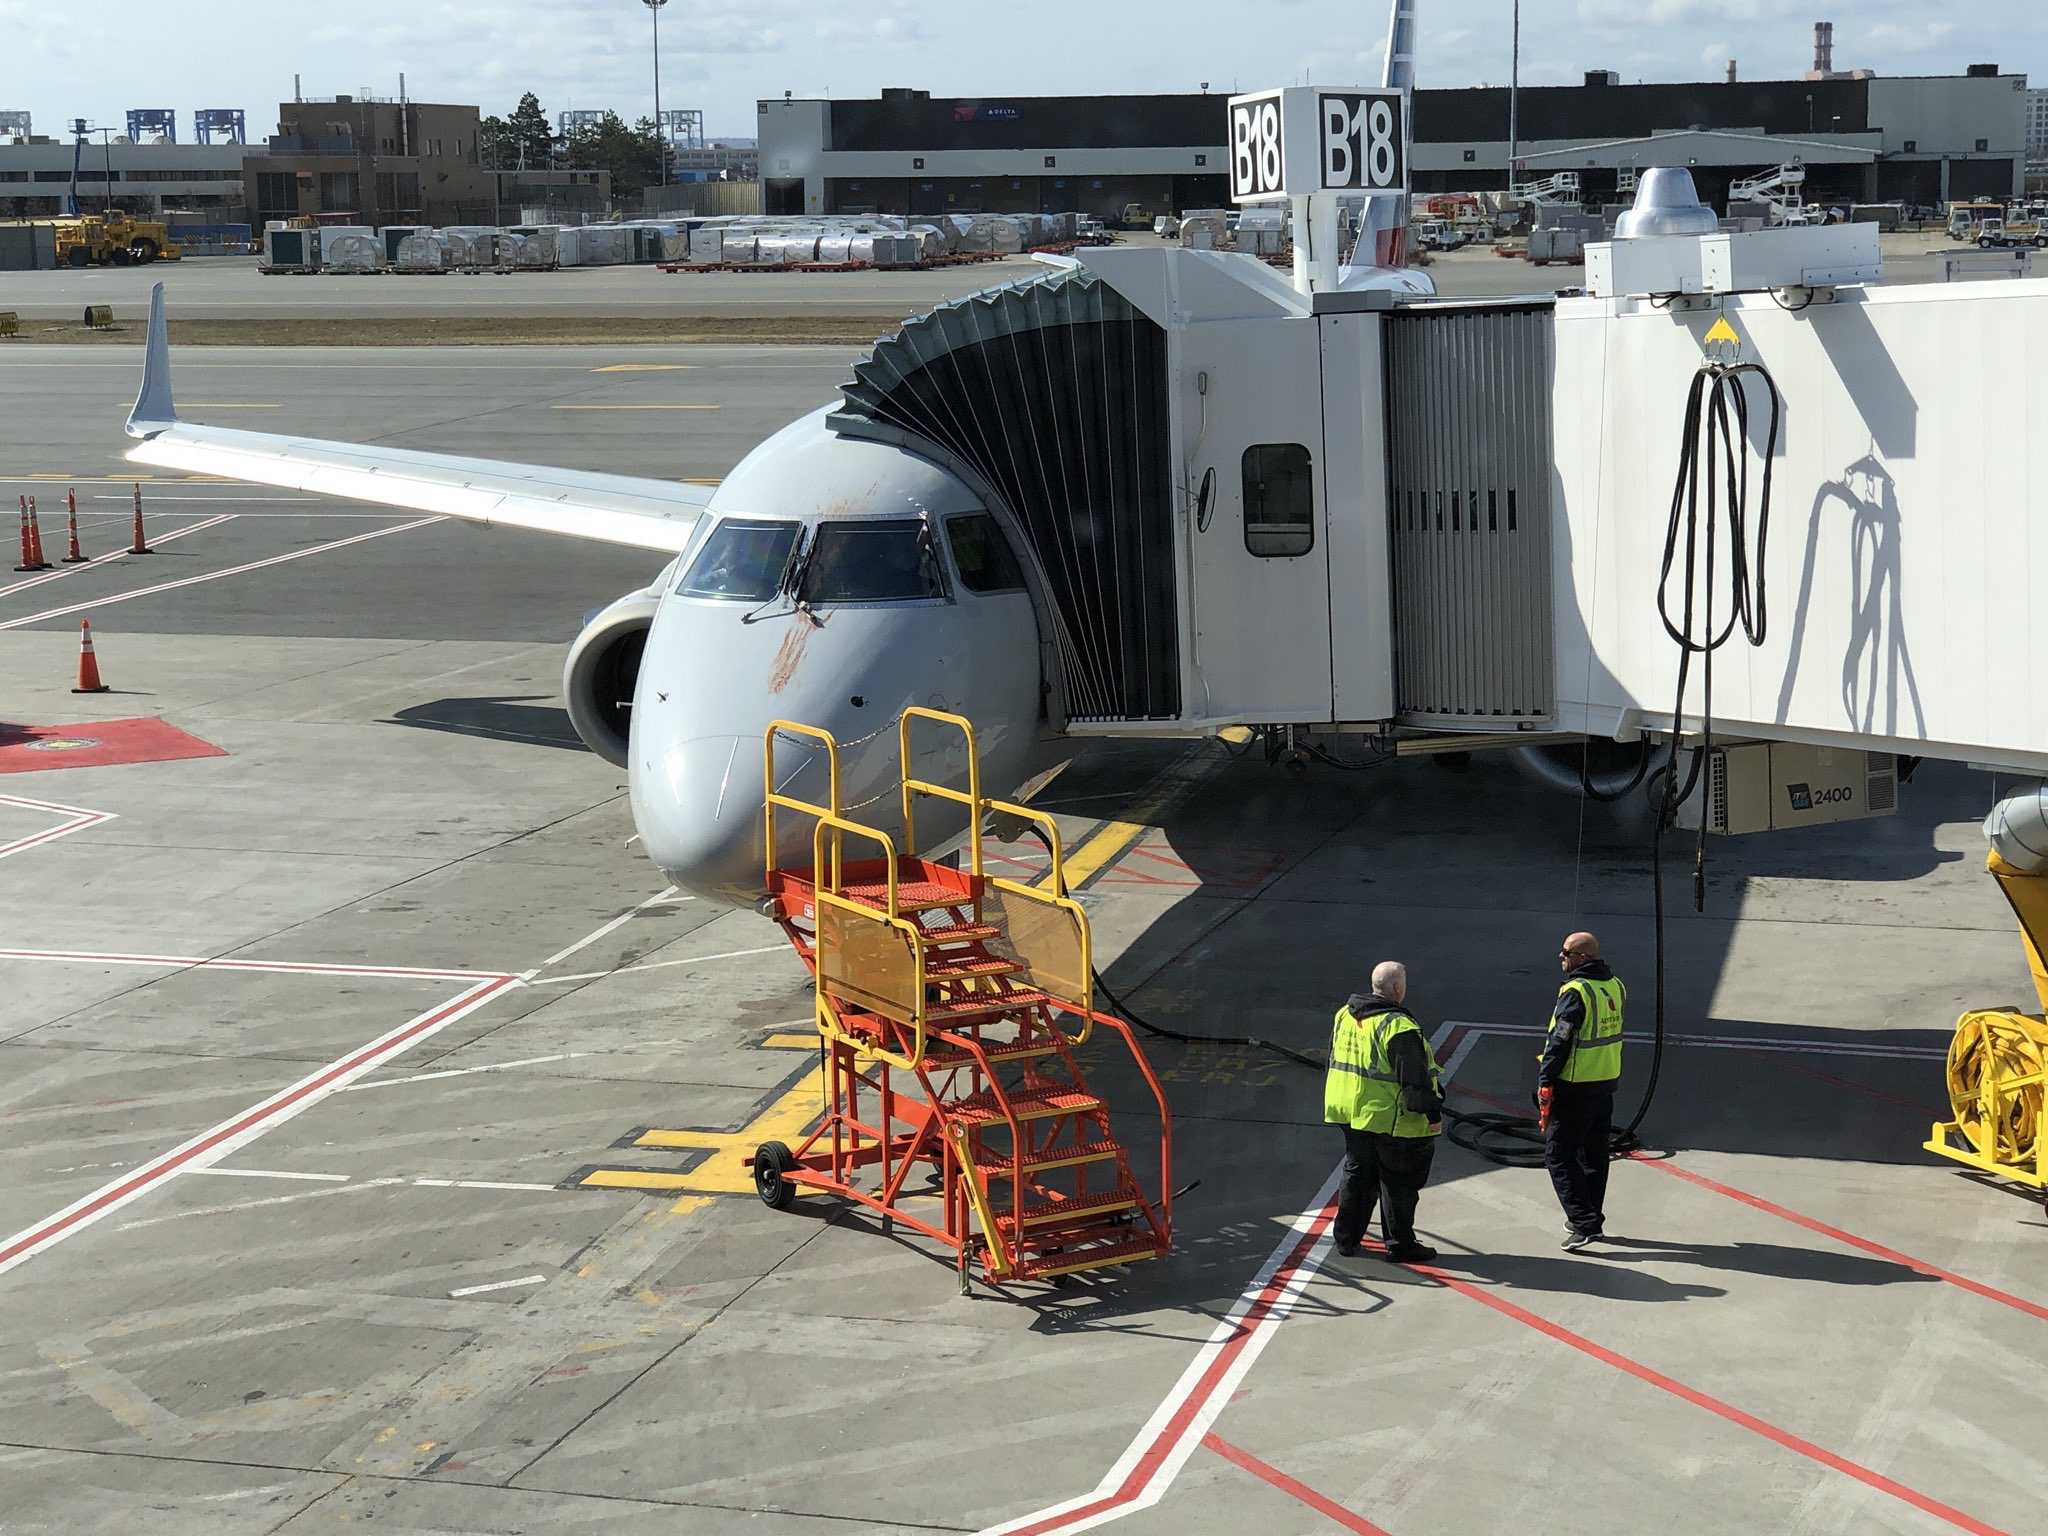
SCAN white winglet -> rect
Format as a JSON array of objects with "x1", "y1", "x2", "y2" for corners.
[{"x1": 126, "y1": 281, "x2": 176, "y2": 437}]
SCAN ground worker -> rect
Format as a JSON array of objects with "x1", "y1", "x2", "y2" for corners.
[
  {"x1": 1538, "y1": 930, "x2": 1626, "y2": 1251},
  {"x1": 1324, "y1": 960, "x2": 1444, "y2": 1263}
]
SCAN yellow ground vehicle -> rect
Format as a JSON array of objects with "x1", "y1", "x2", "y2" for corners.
[{"x1": 53, "y1": 214, "x2": 183, "y2": 267}]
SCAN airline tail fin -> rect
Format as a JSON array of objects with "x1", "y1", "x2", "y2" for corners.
[{"x1": 126, "y1": 282, "x2": 177, "y2": 438}]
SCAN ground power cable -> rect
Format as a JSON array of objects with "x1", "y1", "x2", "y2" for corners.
[{"x1": 1445, "y1": 357, "x2": 1780, "y2": 1168}]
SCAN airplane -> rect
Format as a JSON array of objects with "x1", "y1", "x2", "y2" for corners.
[{"x1": 121, "y1": 0, "x2": 2046, "y2": 913}]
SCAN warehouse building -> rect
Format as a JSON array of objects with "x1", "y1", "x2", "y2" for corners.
[
  {"x1": 758, "y1": 66, "x2": 2029, "y2": 220},
  {"x1": 0, "y1": 139, "x2": 246, "y2": 220}
]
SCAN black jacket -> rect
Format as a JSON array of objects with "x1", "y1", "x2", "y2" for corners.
[
  {"x1": 1346, "y1": 992, "x2": 1445, "y2": 1121},
  {"x1": 1537, "y1": 959, "x2": 1619, "y2": 1090}
]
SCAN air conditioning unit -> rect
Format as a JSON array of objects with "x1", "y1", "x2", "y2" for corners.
[{"x1": 1680, "y1": 742, "x2": 1899, "y2": 835}]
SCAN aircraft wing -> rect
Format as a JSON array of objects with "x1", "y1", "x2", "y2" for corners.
[{"x1": 123, "y1": 284, "x2": 710, "y2": 554}]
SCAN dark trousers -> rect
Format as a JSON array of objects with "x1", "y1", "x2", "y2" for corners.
[
  {"x1": 1335, "y1": 1126, "x2": 1436, "y2": 1250},
  {"x1": 1544, "y1": 1083, "x2": 1615, "y2": 1234}
]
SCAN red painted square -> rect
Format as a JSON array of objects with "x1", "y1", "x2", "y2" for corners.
[{"x1": 0, "y1": 717, "x2": 228, "y2": 774}]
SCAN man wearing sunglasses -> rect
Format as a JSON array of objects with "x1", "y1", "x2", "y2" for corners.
[{"x1": 1539, "y1": 931, "x2": 1626, "y2": 1252}]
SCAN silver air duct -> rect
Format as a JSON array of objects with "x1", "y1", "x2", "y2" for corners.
[
  {"x1": 1987, "y1": 784, "x2": 2048, "y2": 874},
  {"x1": 1613, "y1": 167, "x2": 1718, "y2": 239}
]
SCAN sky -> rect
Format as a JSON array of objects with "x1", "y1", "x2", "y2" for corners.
[{"x1": 4, "y1": 1, "x2": 2043, "y2": 142}]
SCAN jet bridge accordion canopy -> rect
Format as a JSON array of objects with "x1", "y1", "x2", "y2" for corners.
[{"x1": 831, "y1": 270, "x2": 1179, "y2": 723}]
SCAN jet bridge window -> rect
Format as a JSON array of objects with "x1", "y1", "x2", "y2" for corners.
[
  {"x1": 678, "y1": 518, "x2": 799, "y2": 601},
  {"x1": 1242, "y1": 443, "x2": 1315, "y2": 557},
  {"x1": 799, "y1": 519, "x2": 946, "y2": 604},
  {"x1": 945, "y1": 513, "x2": 1027, "y2": 594}
]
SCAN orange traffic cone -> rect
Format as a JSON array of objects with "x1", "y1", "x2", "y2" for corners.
[
  {"x1": 12, "y1": 496, "x2": 31, "y2": 572},
  {"x1": 23, "y1": 495, "x2": 52, "y2": 571},
  {"x1": 72, "y1": 619, "x2": 110, "y2": 694},
  {"x1": 62, "y1": 487, "x2": 88, "y2": 563},
  {"x1": 128, "y1": 482, "x2": 154, "y2": 555}
]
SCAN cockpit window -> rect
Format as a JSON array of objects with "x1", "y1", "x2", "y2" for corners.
[
  {"x1": 678, "y1": 518, "x2": 799, "y2": 600},
  {"x1": 945, "y1": 513, "x2": 1028, "y2": 594},
  {"x1": 798, "y1": 520, "x2": 946, "y2": 604}
]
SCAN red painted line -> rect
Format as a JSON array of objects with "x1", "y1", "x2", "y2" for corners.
[
  {"x1": 1202, "y1": 1433, "x2": 1393, "y2": 1536},
  {"x1": 1626, "y1": 1154, "x2": 2048, "y2": 1324},
  {"x1": 0, "y1": 974, "x2": 517, "y2": 1272},
  {"x1": 0, "y1": 812, "x2": 111, "y2": 861},
  {"x1": 998, "y1": 1201, "x2": 1338, "y2": 1536},
  {"x1": 1771, "y1": 1056, "x2": 1945, "y2": 1116},
  {"x1": 1390, "y1": 1238, "x2": 2008, "y2": 1535}
]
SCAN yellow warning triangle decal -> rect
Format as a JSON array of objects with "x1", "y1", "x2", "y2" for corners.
[{"x1": 1702, "y1": 316, "x2": 1741, "y2": 347}]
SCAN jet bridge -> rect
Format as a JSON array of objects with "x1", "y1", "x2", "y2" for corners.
[{"x1": 827, "y1": 178, "x2": 2047, "y2": 777}]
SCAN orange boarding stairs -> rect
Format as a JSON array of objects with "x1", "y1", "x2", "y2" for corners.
[{"x1": 746, "y1": 708, "x2": 1173, "y2": 1292}]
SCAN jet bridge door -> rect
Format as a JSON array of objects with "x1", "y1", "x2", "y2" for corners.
[{"x1": 1181, "y1": 316, "x2": 1333, "y2": 724}]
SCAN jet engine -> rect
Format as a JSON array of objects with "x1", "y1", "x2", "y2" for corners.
[{"x1": 563, "y1": 579, "x2": 667, "y2": 767}]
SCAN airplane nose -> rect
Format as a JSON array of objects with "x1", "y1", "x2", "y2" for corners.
[{"x1": 630, "y1": 733, "x2": 765, "y2": 905}]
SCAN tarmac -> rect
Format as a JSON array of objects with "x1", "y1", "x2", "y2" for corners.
[
  {"x1": 0, "y1": 230, "x2": 1975, "y2": 324},
  {"x1": 2, "y1": 342, "x2": 2044, "y2": 1536}
]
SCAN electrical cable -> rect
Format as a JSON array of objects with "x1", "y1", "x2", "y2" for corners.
[{"x1": 1447, "y1": 356, "x2": 1778, "y2": 1167}]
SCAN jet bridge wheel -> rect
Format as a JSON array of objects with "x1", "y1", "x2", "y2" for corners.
[{"x1": 754, "y1": 1140, "x2": 798, "y2": 1210}]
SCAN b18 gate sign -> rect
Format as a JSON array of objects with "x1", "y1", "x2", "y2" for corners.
[{"x1": 1228, "y1": 86, "x2": 1406, "y2": 203}]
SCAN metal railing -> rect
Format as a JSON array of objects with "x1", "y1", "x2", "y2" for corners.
[
  {"x1": 764, "y1": 718, "x2": 841, "y2": 889},
  {"x1": 809, "y1": 813, "x2": 929, "y2": 1071}
]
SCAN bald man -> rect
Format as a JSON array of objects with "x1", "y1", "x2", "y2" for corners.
[
  {"x1": 1538, "y1": 931, "x2": 1627, "y2": 1251},
  {"x1": 1323, "y1": 959, "x2": 1444, "y2": 1263}
]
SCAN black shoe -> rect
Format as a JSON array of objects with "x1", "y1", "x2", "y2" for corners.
[
  {"x1": 1336, "y1": 1242, "x2": 1361, "y2": 1258},
  {"x1": 1384, "y1": 1242, "x2": 1438, "y2": 1264}
]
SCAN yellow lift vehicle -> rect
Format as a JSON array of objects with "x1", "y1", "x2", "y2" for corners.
[
  {"x1": 52, "y1": 213, "x2": 182, "y2": 267},
  {"x1": 1926, "y1": 808, "x2": 2048, "y2": 1202}
]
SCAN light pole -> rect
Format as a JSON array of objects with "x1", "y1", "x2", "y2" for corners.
[
  {"x1": 643, "y1": 0, "x2": 669, "y2": 189},
  {"x1": 1508, "y1": 0, "x2": 1520, "y2": 197}
]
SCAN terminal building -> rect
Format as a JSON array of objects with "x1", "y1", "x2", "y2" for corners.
[{"x1": 758, "y1": 65, "x2": 2029, "y2": 221}]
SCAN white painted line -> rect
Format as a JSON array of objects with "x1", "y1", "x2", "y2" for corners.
[
  {"x1": 92, "y1": 495, "x2": 317, "y2": 503},
  {"x1": 1440, "y1": 1030, "x2": 1482, "y2": 1084},
  {"x1": 0, "y1": 513, "x2": 235, "y2": 599},
  {"x1": 411, "y1": 1179, "x2": 559, "y2": 1193},
  {"x1": 1441, "y1": 1020, "x2": 1948, "y2": 1061},
  {"x1": 977, "y1": 1163, "x2": 1346, "y2": 1536},
  {"x1": 341, "y1": 1052, "x2": 589, "y2": 1091},
  {"x1": 0, "y1": 794, "x2": 117, "y2": 864},
  {"x1": 524, "y1": 885, "x2": 680, "y2": 978},
  {"x1": 529, "y1": 942, "x2": 791, "y2": 987},
  {"x1": 190, "y1": 1167, "x2": 349, "y2": 1183},
  {"x1": 113, "y1": 1178, "x2": 406, "y2": 1233},
  {"x1": 0, "y1": 976, "x2": 517, "y2": 1276},
  {"x1": 0, "y1": 515, "x2": 441, "y2": 630},
  {"x1": 0, "y1": 947, "x2": 508, "y2": 981},
  {"x1": 448, "y1": 1274, "x2": 548, "y2": 1298}
]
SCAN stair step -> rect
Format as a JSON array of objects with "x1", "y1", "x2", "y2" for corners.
[
  {"x1": 922, "y1": 951, "x2": 1022, "y2": 981},
  {"x1": 919, "y1": 1035, "x2": 1064, "y2": 1071},
  {"x1": 1012, "y1": 1235, "x2": 1166, "y2": 1281},
  {"x1": 950, "y1": 1084, "x2": 1103, "y2": 1128},
  {"x1": 918, "y1": 921, "x2": 1001, "y2": 946},
  {"x1": 973, "y1": 1135, "x2": 1125, "y2": 1179},
  {"x1": 992, "y1": 1187, "x2": 1142, "y2": 1234},
  {"x1": 925, "y1": 989, "x2": 1053, "y2": 1025},
  {"x1": 838, "y1": 875, "x2": 971, "y2": 914}
]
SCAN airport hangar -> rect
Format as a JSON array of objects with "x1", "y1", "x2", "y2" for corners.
[{"x1": 757, "y1": 66, "x2": 2029, "y2": 221}]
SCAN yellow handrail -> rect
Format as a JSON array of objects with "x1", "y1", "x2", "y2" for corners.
[
  {"x1": 948, "y1": 1123, "x2": 1013, "y2": 1278},
  {"x1": 988, "y1": 876, "x2": 1095, "y2": 1044},
  {"x1": 809, "y1": 812, "x2": 931, "y2": 1070},
  {"x1": 764, "y1": 720, "x2": 841, "y2": 889},
  {"x1": 900, "y1": 706, "x2": 982, "y2": 877}
]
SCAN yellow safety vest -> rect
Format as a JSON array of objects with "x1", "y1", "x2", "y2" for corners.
[
  {"x1": 1546, "y1": 974, "x2": 1626, "y2": 1084},
  {"x1": 1325, "y1": 1006, "x2": 1441, "y2": 1137}
]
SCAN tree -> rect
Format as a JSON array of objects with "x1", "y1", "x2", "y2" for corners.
[
  {"x1": 508, "y1": 92, "x2": 554, "y2": 170},
  {"x1": 562, "y1": 111, "x2": 662, "y2": 198},
  {"x1": 477, "y1": 114, "x2": 515, "y2": 170}
]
